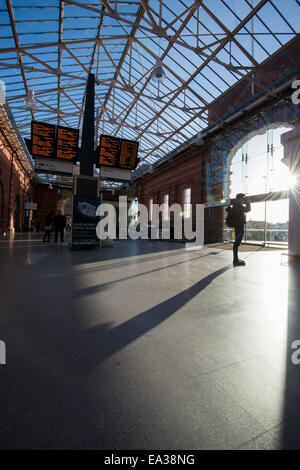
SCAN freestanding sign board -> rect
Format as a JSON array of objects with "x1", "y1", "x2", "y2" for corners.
[{"x1": 71, "y1": 195, "x2": 101, "y2": 249}]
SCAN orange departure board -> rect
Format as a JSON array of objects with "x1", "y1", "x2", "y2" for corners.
[
  {"x1": 56, "y1": 125, "x2": 79, "y2": 160},
  {"x1": 99, "y1": 135, "x2": 121, "y2": 167},
  {"x1": 31, "y1": 121, "x2": 56, "y2": 159},
  {"x1": 119, "y1": 139, "x2": 139, "y2": 169}
]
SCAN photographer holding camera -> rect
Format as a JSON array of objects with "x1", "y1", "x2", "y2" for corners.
[{"x1": 226, "y1": 193, "x2": 251, "y2": 266}]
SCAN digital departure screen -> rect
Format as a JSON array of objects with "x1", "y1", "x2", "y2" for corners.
[
  {"x1": 98, "y1": 134, "x2": 139, "y2": 169},
  {"x1": 119, "y1": 139, "x2": 139, "y2": 169},
  {"x1": 31, "y1": 121, "x2": 56, "y2": 159},
  {"x1": 30, "y1": 120, "x2": 79, "y2": 160},
  {"x1": 56, "y1": 125, "x2": 79, "y2": 160},
  {"x1": 98, "y1": 135, "x2": 121, "y2": 167}
]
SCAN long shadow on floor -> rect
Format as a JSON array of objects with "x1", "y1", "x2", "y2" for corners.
[
  {"x1": 74, "y1": 263, "x2": 233, "y2": 369},
  {"x1": 0, "y1": 247, "x2": 232, "y2": 449},
  {"x1": 72, "y1": 251, "x2": 222, "y2": 297},
  {"x1": 70, "y1": 239, "x2": 184, "y2": 265}
]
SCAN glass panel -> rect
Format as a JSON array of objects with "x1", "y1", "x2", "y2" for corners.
[
  {"x1": 163, "y1": 194, "x2": 169, "y2": 220},
  {"x1": 229, "y1": 146, "x2": 243, "y2": 198},
  {"x1": 149, "y1": 198, "x2": 153, "y2": 221},
  {"x1": 246, "y1": 132, "x2": 268, "y2": 196},
  {"x1": 268, "y1": 126, "x2": 293, "y2": 192},
  {"x1": 245, "y1": 201, "x2": 266, "y2": 244},
  {"x1": 229, "y1": 125, "x2": 293, "y2": 198},
  {"x1": 265, "y1": 199, "x2": 289, "y2": 245},
  {"x1": 183, "y1": 187, "x2": 191, "y2": 218}
]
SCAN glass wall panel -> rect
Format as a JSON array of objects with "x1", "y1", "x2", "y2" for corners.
[
  {"x1": 245, "y1": 201, "x2": 266, "y2": 244},
  {"x1": 225, "y1": 124, "x2": 291, "y2": 246},
  {"x1": 246, "y1": 132, "x2": 268, "y2": 196},
  {"x1": 229, "y1": 125, "x2": 293, "y2": 199},
  {"x1": 268, "y1": 127, "x2": 291, "y2": 192},
  {"x1": 265, "y1": 199, "x2": 289, "y2": 245}
]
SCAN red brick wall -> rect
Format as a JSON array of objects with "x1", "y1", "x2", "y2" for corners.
[
  {"x1": 208, "y1": 38, "x2": 300, "y2": 123},
  {"x1": 134, "y1": 146, "x2": 206, "y2": 236},
  {"x1": 0, "y1": 134, "x2": 35, "y2": 235},
  {"x1": 34, "y1": 184, "x2": 62, "y2": 229}
]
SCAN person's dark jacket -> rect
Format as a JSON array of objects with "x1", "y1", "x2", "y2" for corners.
[
  {"x1": 226, "y1": 200, "x2": 251, "y2": 228},
  {"x1": 53, "y1": 214, "x2": 66, "y2": 229},
  {"x1": 45, "y1": 213, "x2": 53, "y2": 227}
]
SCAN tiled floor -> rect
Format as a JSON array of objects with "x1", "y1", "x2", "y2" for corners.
[{"x1": 0, "y1": 234, "x2": 299, "y2": 449}]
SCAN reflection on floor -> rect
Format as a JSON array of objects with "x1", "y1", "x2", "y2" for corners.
[{"x1": 0, "y1": 234, "x2": 299, "y2": 449}]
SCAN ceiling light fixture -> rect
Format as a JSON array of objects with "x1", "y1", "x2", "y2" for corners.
[
  {"x1": 151, "y1": 58, "x2": 166, "y2": 83},
  {"x1": 24, "y1": 89, "x2": 37, "y2": 109},
  {"x1": 195, "y1": 132, "x2": 204, "y2": 146}
]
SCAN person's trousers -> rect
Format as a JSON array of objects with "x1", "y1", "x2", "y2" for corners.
[
  {"x1": 43, "y1": 229, "x2": 51, "y2": 242},
  {"x1": 233, "y1": 226, "x2": 244, "y2": 261},
  {"x1": 55, "y1": 227, "x2": 64, "y2": 242}
]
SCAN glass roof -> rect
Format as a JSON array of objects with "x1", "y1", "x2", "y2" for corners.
[{"x1": 0, "y1": 0, "x2": 299, "y2": 186}]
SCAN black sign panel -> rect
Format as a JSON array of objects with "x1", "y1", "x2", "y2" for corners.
[
  {"x1": 24, "y1": 138, "x2": 32, "y2": 154},
  {"x1": 57, "y1": 125, "x2": 79, "y2": 161},
  {"x1": 119, "y1": 139, "x2": 139, "y2": 169},
  {"x1": 31, "y1": 121, "x2": 56, "y2": 159},
  {"x1": 72, "y1": 195, "x2": 101, "y2": 248},
  {"x1": 99, "y1": 135, "x2": 121, "y2": 167}
]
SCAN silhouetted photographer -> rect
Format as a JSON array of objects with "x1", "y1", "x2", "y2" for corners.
[{"x1": 226, "y1": 193, "x2": 251, "y2": 266}]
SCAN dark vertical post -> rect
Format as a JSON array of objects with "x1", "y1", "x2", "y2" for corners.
[
  {"x1": 71, "y1": 73, "x2": 100, "y2": 250},
  {"x1": 80, "y1": 73, "x2": 95, "y2": 176}
]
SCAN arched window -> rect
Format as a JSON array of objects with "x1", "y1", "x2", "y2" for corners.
[
  {"x1": 228, "y1": 125, "x2": 293, "y2": 198},
  {"x1": 226, "y1": 125, "x2": 292, "y2": 245}
]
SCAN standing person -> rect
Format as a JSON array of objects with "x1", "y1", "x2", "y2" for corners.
[
  {"x1": 43, "y1": 211, "x2": 54, "y2": 242},
  {"x1": 53, "y1": 210, "x2": 66, "y2": 242},
  {"x1": 226, "y1": 193, "x2": 251, "y2": 266}
]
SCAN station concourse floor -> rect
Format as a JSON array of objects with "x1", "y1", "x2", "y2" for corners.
[{"x1": 0, "y1": 233, "x2": 300, "y2": 450}]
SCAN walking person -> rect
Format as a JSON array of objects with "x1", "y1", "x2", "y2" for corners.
[
  {"x1": 53, "y1": 210, "x2": 66, "y2": 242},
  {"x1": 226, "y1": 193, "x2": 251, "y2": 266},
  {"x1": 43, "y1": 211, "x2": 54, "y2": 242}
]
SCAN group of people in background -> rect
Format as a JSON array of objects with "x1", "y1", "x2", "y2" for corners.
[{"x1": 43, "y1": 210, "x2": 67, "y2": 243}]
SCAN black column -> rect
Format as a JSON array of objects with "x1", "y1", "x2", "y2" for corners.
[{"x1": 79, "y1": 73, "x2": 95, "y2": 176}]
